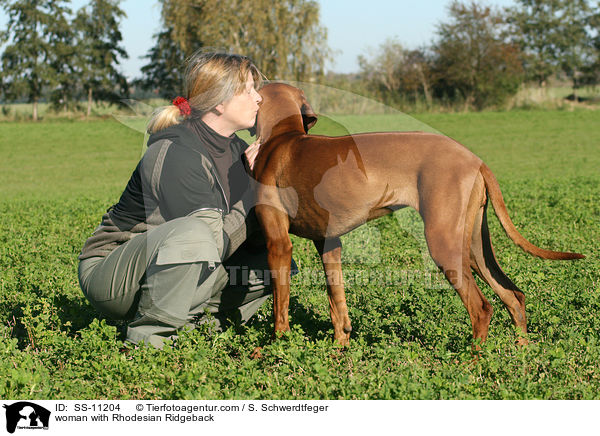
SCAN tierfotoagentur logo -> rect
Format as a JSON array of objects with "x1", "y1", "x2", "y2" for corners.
[{"x1": 3, "y1": 402, "x2": 51, "y2": 434}]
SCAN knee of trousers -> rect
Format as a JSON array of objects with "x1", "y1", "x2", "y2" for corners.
[{"x1": 153, "y1": 216, "x2": 223, "y2": 265}]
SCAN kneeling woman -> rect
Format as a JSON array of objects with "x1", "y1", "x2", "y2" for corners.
[{"x1": 78, "y1": 52, "x2": 290, "y2": 348}]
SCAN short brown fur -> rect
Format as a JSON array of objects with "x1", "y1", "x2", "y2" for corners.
[{"x1": 252, "y1": 83, "x2": 585, "y2": 347}]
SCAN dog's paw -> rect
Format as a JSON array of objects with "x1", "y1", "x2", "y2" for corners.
[
  {"x1": 516, "y1": 337, "x2": 529, "y2": 346},
  {"x1": 334, "y1": 333, "x2": 350, "y2": 348},
  {"x1": 250, "y1": 346, "x2": 263, "y2": 359}
]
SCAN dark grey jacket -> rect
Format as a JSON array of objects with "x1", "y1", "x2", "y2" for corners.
[{"x1": 79, "y1": 122, "x2": 257, "y2": 261}]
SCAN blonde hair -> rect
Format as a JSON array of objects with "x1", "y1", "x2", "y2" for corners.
[{"x1": 147, "y1": 51, "x2": 263, "y2": 134}]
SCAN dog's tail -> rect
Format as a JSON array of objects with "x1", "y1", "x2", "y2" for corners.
[{"x1": 480, "y1": 163, "x2": 585, "y2": 260}]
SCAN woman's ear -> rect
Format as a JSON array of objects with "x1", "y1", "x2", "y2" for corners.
[{"x1": 213, "y1": 103, "x2": 225, "y2": 115}]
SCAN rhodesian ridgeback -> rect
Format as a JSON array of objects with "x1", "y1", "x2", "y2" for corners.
[{"x1": 251, "y1": 82, "x2": 584, "y2": 347}]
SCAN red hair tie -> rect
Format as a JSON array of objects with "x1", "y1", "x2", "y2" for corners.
[{"x1": 172, "y1": 96, "x2": 191, "y2": 117}]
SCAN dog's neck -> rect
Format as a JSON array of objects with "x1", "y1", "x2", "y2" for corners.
[{"x1": 257, "y1": 113, "x2": 305, "y2": 143}]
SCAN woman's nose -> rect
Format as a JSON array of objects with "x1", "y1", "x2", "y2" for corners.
[{"x1": 253, "y1": 88, "x2": 262, "y2": 103}]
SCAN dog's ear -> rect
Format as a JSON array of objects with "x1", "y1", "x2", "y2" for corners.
[{"x1": 301, "y1": 93, "x2": 317, "y2": 133}]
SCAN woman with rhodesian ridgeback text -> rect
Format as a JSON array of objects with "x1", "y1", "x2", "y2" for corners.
[{"x1": 78, "y1": 51, "x2": 293, "y2": 349}]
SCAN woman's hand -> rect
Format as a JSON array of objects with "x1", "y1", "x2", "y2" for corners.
[{"x1": 244, "y1": 140, "x2": 261, "y2": 171}]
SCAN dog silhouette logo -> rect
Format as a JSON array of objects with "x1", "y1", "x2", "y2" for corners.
[{"x1": 3, "y1": 402, "x2": 50, "y2": 433}]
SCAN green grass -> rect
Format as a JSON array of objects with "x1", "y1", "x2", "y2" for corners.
[{"x1": 0, "y1": 109, "x2": 598, "y2": 399}]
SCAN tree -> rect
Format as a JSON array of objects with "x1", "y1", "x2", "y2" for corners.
[
  {"x1": 508, "y1": 0, "x2": 596, "y2": 96},
  {"x1": 159, "y1": 0, "x2": 332, "y2": 82},
  {"x1": 358, "y1": 38, "x2": 405, "y2": 97},
  {"x1": 136, "y1": 28, "x2": 185, "y2": 99},
  {"x1": 506, "y1": 0, "x2": 564, "y2": 88},
  {"x1": 47, "y1": 2, "x2": 77, "y2": 113},
  {"x1": 401, "y1": 49, "x2": 433, "y2": 107},
  {"x1": 0, "y1": 0, "x2": 72, "y2": 120},
  {"x1": 431, "y1": 1, "x2": 524, "y2": 110},
  {"x1": 73, "y1": 0, "x2": 129, "y2": 117},
  {"x1": 358, "y1": 38, "x2": 433, "y2": 107},
  {"x1": 556, "y1": 0, "x2": 595, "y2": 98},
  {"x1": 585, "y1": 4, "x2": 600, "y2": 87}
]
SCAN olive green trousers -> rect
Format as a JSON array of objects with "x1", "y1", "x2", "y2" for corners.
[{"x1": 78, "y1": 216, "x2": 272, "y2": 348}]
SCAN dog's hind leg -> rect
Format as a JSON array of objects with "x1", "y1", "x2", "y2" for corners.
[
  {"x1": 426, "y1": 234, "x2": 493, "y2": 344},
  {"x1": 422, "y1": 185, "x2": 493, "y2": 344},
  {"x1": 470, "y1": 200, "x2": 528, "y2": 344},
  {"x1": 314, "y1": 238, "x2": 352, "y2": 346}
]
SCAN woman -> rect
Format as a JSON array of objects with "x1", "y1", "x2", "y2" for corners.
[{"x1": 78, "y1": 51, "x2": 281, "y2": 348}]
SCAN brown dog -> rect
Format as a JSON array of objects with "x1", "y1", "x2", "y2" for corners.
[{"x1": 251, "y1": 82, "x2": 584, "y2": 347}]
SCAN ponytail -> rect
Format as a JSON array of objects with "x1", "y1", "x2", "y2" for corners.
[
  {"x1": 147, "y1": 97, "x2": 192, "y2": 134},
  {"x1": 146, "y1": 104, "x2": 183, "y2": 134}
]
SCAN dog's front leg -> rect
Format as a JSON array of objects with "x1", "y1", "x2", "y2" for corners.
[
  {"x1": 256, "y1": 205, "x2": 293, "y2": 337},
  {"x1": 314, "y1": 238, "x2": 352, "y2": 346}
]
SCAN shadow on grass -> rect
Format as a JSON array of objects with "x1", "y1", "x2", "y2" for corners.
[
  {"x1": 7, "y1": 285, "x2": 126, "y2": 351},
  {"x1": 244, "y1": 295, "x2": 332, "y2": 341},
  {"x1": 7, "y1": 281, "x2": 469, "y2": 355},
  {"x1": 245, "y1": 291, "x2": 472, "y2": 355}
]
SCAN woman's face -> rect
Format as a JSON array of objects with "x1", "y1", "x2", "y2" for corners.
[{"x1": 220, "y1": 71, "x2": 262, "y2": 132}]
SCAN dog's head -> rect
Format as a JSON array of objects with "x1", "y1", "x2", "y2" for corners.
[{"x1": 250, "y1": 82, "x2": 318, "y2": 141}]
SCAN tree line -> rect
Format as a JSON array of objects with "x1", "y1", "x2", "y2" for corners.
[
  {"x1": 0, "y1": 0, "x2": 128, "y2": 120},
  {"x1": 352, "y1": 0, "x2": 600, "y2": 110},
  {"x1": 1, "y1": 0, "x2": 599, "y2": 120}
]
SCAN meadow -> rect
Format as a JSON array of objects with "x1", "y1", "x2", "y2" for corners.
[{"x1": 0, "y1": 108, "x2": 598, "y2": 399}]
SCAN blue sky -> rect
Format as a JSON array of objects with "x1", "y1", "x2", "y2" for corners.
[{"x1": 0, "y1": 0, "x2": 517, "y2": 79}]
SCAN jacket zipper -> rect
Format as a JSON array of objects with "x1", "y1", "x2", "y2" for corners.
[{"x1": 212, "y1": 169, "x2": 230, "y2": 213}]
